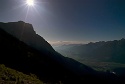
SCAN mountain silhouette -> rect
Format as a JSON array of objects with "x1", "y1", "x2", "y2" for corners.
[
  {"x1": 0, "y1": 21, "x2": 54, "y2": 52},
  {"x1": 0, "y1": 21, "x2": 123, "y2": 84}
]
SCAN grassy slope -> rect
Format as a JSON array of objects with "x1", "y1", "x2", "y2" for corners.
[{"x1": 0, "y1": 64, "x2": 43, "y2": 84}]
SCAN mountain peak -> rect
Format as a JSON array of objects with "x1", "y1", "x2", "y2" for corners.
[{"x1": 0, "y1": 21, "x2": 54, "y2": 52}]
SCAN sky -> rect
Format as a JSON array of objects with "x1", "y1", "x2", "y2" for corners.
[{"x1": 0, "y1": 0, "x2": 125, "y2": 45}]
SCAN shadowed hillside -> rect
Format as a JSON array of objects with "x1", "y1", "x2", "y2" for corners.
[
  {"x1": 0, "y1": 21, "x2": 124, "y2": 84},
  {"x1": 0, "y1": 22, "x2": 95, "y2": 83}
]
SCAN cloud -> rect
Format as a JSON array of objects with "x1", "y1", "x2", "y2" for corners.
[{"x1": 47, "y1": 40, "x2": 91, "y2": 46}]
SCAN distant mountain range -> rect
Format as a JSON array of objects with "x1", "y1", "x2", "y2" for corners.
[
  {"x1": 54, "y1": 39, "x2": 125, "y2": 71},
  {"x1": 0, "y1": 21, "x2": 124, "y2": 84},
  {"x1": 54, "y1": 39, "x2": 125, "y2": 63}
]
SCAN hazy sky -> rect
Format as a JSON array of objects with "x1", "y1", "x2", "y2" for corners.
[{"x1": 0, "y1": 0, "x2": 125, "y2": 45}]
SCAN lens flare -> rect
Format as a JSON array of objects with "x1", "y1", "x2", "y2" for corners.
[{"x1": 26, "y1": 0, "x2": 34, "y2": 6}]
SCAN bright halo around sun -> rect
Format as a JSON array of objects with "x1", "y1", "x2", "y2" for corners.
[{"x1": 26, "y1": 0, "x2": 34, "y2": 6}]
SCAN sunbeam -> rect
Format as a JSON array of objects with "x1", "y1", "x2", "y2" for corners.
[{"x1": 26, "y1": 0, "x2": 34, "y2": 6}]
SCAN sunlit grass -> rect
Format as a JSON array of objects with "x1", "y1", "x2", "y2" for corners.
[{"x1": 0, "y1": 64, "x2": 43, "y2": 84}]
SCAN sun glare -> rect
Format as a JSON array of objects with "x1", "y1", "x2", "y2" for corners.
[{"x1": 26, "y1": 0, "x2": 34, "y2": 6}]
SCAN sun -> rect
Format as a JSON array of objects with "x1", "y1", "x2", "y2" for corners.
[{"x1": 26, "y1": 0, "x2": 34, "y2": 6}]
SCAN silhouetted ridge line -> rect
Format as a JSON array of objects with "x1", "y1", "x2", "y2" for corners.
[{"x1": 0, "y1": 21, "x2": 54, "y2": 52}]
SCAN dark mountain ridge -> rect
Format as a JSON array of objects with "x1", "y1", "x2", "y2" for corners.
[
  {"x1": 0, "y1": 21, "x2": 123, "y2": 84},
  {"x1": 0, "y1": 21, "x2": 95, "y2": 76},
  {"x1": 0, "y1": 25, "x2": 76, "y2": 83},
  {"x1": 0, "y1": 21, "x2": 54, "y2": 52}
]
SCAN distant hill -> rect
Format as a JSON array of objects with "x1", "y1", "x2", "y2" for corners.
[
  {"x1": 54, "y1": 39, "x2": 125, "y2": 70},
  {"x1": 54, "y1": 39, "x2": 125, "y2": 63}
]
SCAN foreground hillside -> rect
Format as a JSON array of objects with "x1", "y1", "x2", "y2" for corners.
[
  {"x1": 0, "y1": 64, "x2": 43, "y2": 84},
  {"x1": 0, "y1": 21, "x2": 96, "y2": 83}
]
